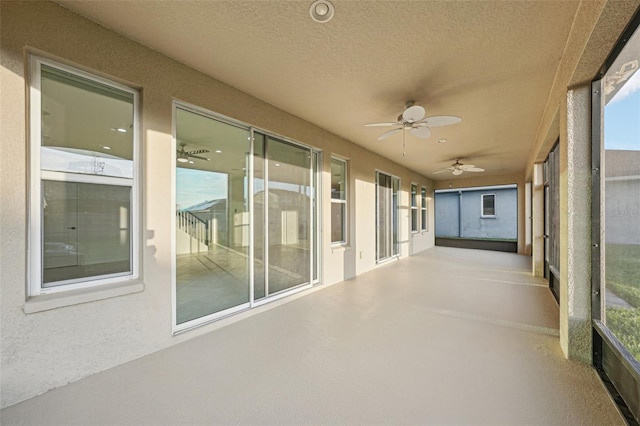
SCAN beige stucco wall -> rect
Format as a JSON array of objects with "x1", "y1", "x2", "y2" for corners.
[{"x1": 0, "y1": 1, "x2": 436, "y2": 408}]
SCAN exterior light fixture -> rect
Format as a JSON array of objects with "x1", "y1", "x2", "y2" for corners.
[{"x1": 310, "y1": 0, "x2": 334, "y2": 23}]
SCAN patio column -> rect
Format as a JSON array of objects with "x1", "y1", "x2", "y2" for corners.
[{"x1": 559, "y1": 83, "x2": 593, "y2": 363}]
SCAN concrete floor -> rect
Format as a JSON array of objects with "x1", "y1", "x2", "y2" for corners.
[
  {"x1": 176, "y1": 244, "x2": 311, "y2": 323},
  {"x1": 1, "y1": 247, "x2": 623, "y2": 425}
]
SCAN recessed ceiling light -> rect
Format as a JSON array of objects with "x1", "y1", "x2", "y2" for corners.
[
  {"x1": 275, "y1": 163, "x2": 281, "y2": 167},
  {"x1": 215, "y1": 150, "x2": 222, "y2": 153},
  {"x1": 111, "y1": 127, "x2": 127, "y2": 133},
  {"x1": 188, "y1": 160, "x2": 194, "y2": 164},
  {"x1": 310, "y1": 0, "x2": 334, "y2": 23},
  {"x1": 437, "y1": 139, "x2": 447, "y2": 144},
  {"x1": 102, "y1": 145, "x2": 111, "y2": 150}
]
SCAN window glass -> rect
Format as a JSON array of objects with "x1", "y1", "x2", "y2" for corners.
[
  {"x1": 32, "y1": 57, "x2": 137, "y2": 291},
  {"x1": 42, "y1": 181, "x2": 131, "y2": 285},
  {"x1": 331, "y1": 158, "x2": 347, "y2": 243},
  {"x1": 411, "y1": 184, "x2": 418, "y2": 232},
  {"x1": 175, "y1": 107, "x2": 250, "y2": 324},
  {"x1": 376, "y1": 172, "x2": 400, "y2": 261},
  {"x1": 41, "y1": 65, "x2": 134, "y2": 178},
  {"x1": 482, "y1": 194, "x2": 496, "y2": 216},
  {"x1": 267, "y1": 137, "x2": 312, "y2": 294},
  {"x1": 601, "y1": 23, "x2": 640, "y2": 361},
  {"x1": 421, "y1": 187, "x2": 428, "y2": 231}
]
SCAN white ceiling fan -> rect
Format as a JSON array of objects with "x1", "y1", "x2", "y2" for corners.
[
  {"x1": 364, "y1": 101, "x2": 462, "y2": 140},
  {"x1": 434, "y1": 159, "x2": 485, "y2": 176}
]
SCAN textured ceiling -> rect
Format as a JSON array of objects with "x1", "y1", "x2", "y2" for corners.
[{"x1": 55, "y1": 0, "x2": 581, "y2": 180}]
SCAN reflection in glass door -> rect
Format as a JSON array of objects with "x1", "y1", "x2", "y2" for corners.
[
  {"x1": 174, "y1": 105, "x2": 319, "y2": 329},
  {"x1": 175, "y1": 107, "x2": 250, "y2": 325},
  {"x1": 376, "y1": 171, "x2": 400, "y2": 262},
  {"x1": 265, "y1": 137, "x2": 312, "y2": 295}
]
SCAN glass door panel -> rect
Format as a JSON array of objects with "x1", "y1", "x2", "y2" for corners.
[
  {"x1": 377, "y1": 172, "x2": 399, "y2": 261},
  {"x1": 376, "y1": 172, "x2": 390, "y2": 260},
  {"x1": 175, "y1": 107, "x2": 250, "y2": 324},
  {"x1": 392, "y1": 176, "x2": 400, "y2": 256},
  {"x1": 266, "y1": 137, "x2": 312, "y2": 295},
  {"x1": 253, "y1": 132, "x2": 266, "y2": 301}
]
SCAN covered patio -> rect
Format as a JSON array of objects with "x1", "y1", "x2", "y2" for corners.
[{"x1": 1, "y1": 247, "x2": 621, "y2": 425}]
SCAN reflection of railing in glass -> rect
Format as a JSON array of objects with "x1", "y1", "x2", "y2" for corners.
[{"x1": 176, "y1": 210, "x2": 209, "y2": 251}]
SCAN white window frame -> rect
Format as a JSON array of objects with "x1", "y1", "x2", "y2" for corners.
[
  {"x1": 411, "y1": 183, "x2": 419, "y2": 233},
  {"x1": 28, "y1": 55, "x2": 140, "y2": 296},
  {"x1": 421, "y1": 186, "x2": 428, "y2": 232},
  {"x1": 330, "y1": 156, "x2": 348, "y2": 245},
  {"x1": 481, "y1": 193, "x2": 497, "y2": 218}
]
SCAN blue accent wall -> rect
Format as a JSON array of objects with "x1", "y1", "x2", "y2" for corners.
[
  {"x1": 435, "y1": 187, "x2": 517, "y2": 240},
  {"x1": 434, "y1": 192, "x2": 460, "y2": 237}
]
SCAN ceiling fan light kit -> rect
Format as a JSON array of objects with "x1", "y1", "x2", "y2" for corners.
[
  {"x1": 434, "y1": 159, "x2": 485, "y2": 176},
  {"x1": 364, "y1": 101, "x2": 462, "y2": 141}
]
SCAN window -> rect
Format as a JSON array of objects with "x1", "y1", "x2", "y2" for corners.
[
  {"x1": 331, "y1": 157, "x2": 347, "y2": 244},
  {"x1": 29, "y1": 56, "x2": 139, "y2": 295},
  {"x1": 411, "y1": 183, "x2": 418, "y2": 233},
  {"x1": 421, "y1": 187, "x2": 428, "y2": 231},
  {"x1": 481, "y1": 194, "x2": 496, "y2": 217}
]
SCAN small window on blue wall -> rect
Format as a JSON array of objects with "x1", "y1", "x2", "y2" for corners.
[{"x1": 481, "y1": 194, "x2": 496, "y2": 217}]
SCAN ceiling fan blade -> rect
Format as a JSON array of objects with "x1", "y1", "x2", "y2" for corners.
[
  {"x1": 459, "y1": 164, "x2": 477, "y2": 170},
  {"x1": 433, "y1": 167, "x2": 455, "y2": 174},
  {"x1": 377, "y1": 128, "x2": 402, "y2": 140},
  {"x1": 410, "y1": 126, "x2": 431, "y2": 139},
  {"x1": 188, "y1": 149, "x2": 209, "y2": 155},
  {"x1": 364, "y1": 122, "x2": 400, "y2": 127},
  {"x1": 190, "y1": 155, "x2": 210, "y2": 161},
  {"x1": 465, "y1": 167, "x2": 485, "y2": 172},
  {"x1": 415, "y1": 115, "x2": 462, "y2": 127},
  {"x1": 402, "y1": 105, "x2": 425, "y2": 122}
]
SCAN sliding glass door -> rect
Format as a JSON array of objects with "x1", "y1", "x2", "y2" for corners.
[
  {"x1": 376, "y1": 171, "x2": 400, "y2": 262},
  {"x1": 264, "y1": 137, "x2": 313, "y2": 295},
  {"x1": 174, "y1": 107, "x2": 250, "y2": 325},
  {"x1": 174, "y1": 104, "x2": 319, "y2": 329}
]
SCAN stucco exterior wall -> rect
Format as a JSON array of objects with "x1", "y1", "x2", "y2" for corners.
[
  {"x1": 435, "y1": 188, "x2": 517, "y2": 240},
  {"x1": 435, "y1": 193, "x2": 461, "y2": 237},
  {"x1": 0, "y1": 1, "x2": 436, "y2": 408},
  {"x1": 434, "y1": 174, "x2": 525, "y2": 253}
]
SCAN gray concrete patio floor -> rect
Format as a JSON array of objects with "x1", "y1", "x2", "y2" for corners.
[{"x1": 1, "y1": 247, "x2": 623, "y2": 425}]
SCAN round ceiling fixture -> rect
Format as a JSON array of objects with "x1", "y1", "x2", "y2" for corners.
[{"x1": 310, "y1": 0, "x2": 335, "y2": 23}]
